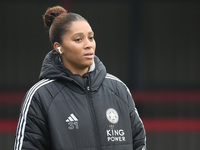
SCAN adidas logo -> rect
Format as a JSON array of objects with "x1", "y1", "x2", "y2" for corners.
[{"x1": 66, "y1": 113, "x2": 79, "y2": 130}]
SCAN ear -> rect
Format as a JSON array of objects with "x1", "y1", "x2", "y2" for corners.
[{"x1": 53, "y1": 42, "x2": 62, "y2": 54}]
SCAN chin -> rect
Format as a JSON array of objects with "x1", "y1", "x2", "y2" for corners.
[
  {"x1": 86, "y1": 59, "x2": 94, "y2": 66},
  {"x1": 85, "y1": 63, "x2": 93, "y2": 68},
  {"x1": 80, "y1": 58, "x2": 94, "y2": 68}
]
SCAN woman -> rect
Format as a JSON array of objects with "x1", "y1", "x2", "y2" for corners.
[{"x1": 14, "y1": 6, "x2": 147, "y2": 150}]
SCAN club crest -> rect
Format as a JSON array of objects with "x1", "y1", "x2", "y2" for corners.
[{"x1": 106, "y1": 108, "x2": 119, "y2": 124}]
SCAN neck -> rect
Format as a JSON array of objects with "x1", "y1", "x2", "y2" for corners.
[
  {"x1": 71, "y1": 68, "x2": 89, "y2": 76},
  {"x1": 63, "y1": 61, "x2": 89, "y2": 76}
]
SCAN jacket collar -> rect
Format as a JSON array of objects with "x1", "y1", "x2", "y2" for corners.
[{"x1": 39, "y1": 50, "x2": 106, "y2": 93}]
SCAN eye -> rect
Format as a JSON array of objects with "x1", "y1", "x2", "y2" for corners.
[
  {"x1": 89, "y1": 36, "x2": 94, "y2": 40},
  {"x1": 75, "y1": 38, "x2": 82, "y2": 42}
]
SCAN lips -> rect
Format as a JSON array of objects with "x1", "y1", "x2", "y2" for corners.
[{"x1": 84, "y1": 52, "x2": 94, "y2": 59}]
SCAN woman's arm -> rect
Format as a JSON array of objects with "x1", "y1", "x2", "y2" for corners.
[
  {"x1": 128, "y1": 93, "x2": 147, "y2": 150},
  {"x1": 14, "y1": 94, "x2": 50, "y2": 150}
]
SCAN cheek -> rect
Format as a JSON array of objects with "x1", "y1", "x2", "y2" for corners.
[
  {"x1": 63, "y1": 44, "x2": 80, "y2": 54},
  {"x1": 93, "y1": 41, "x2": 96, "y2": 51}
]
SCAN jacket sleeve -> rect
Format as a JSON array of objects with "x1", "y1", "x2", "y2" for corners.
[
  {"x1": 14, "y1": 93, "x2": 50, "y2": 150},
  {"x1": 127, "y1": 91, "x2": 147, "y2": 150}
]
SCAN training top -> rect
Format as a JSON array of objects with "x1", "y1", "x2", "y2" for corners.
[{"x1": 14, "y1": 50, "x2": 147, "y2": 150}]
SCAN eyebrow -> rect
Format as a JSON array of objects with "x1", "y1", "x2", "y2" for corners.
[{"x1": 72, "y1": 32, "x2": 94, "y2": 37}]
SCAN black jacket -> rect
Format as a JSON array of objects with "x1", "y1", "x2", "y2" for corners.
[{"x1": 14, "y1": 50, "x2": 147, "y2": 150}]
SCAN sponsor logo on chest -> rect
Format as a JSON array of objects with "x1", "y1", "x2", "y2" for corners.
[{"x1": 106, "y1": 108, "x2": 126, "y2": 142}]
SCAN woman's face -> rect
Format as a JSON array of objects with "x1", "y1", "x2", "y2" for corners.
[{"x1": 60, "y1": 20, "x2": 96, "y2": 75}]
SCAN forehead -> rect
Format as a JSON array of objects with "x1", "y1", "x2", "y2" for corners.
[{"x1": 68, "y1": 20, "x2": 93, "y2": 34}]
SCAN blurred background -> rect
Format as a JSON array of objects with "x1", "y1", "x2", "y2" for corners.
[{"x1": 0, "y1": 0, "x2": 200, "y2": 149}]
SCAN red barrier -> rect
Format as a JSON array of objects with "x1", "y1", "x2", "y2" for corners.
[
  {"x1": 0, "y1": 90, "x2": 200, "y2": 133},
  {"x1": 132, "y1": 90, "x2": 200, "y2": 102},
  {"x1": 142, "y1": 118, "x2": 200, "y2": 132},
  {"x1": 0, "y1": 91, "x2": 25, "y2": 104},
  {"x1": 1, "y1": 118, "x2": 200, "y2": 133},
  {"x1": 0, "y1": 119, "x2": 18, "y2": 133},
  {"x1": 1, "y1": 90, "x2": 200, "y2": 104}
]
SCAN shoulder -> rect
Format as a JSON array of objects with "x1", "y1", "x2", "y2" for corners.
[
  {"x1": 26, "y1": 79, "x2": 55, "y2": 98},
  {"x1": 104, "y1": 73, "x2": 131, "y2": 96},
  {"x1": 28, "y1": 79, "x2": 55, "y2": 96},
  {"x1": 24, "y1": 79, "x2": 64, "y2": 107}
]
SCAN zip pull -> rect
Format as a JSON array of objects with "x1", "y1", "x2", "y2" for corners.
[
  {"x1": 87, "y1": 86, "x2": 90, "y2": 91},
  {"x1": 86, "y1": 74, "x2": 90, "y2": 91}
]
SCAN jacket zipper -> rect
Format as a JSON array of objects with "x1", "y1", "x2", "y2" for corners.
[{"x1": 86, "y1": 77, "x2": 101, "y2": 150}]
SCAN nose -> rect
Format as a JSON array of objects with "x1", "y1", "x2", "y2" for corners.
[{"x1": 84, "y1": 39, "x2": 94, "y2": 49}]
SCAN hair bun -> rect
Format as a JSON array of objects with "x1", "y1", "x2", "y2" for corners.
[{"x1": 43, "y1": 6, "x2": 67, "y2": 28}]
